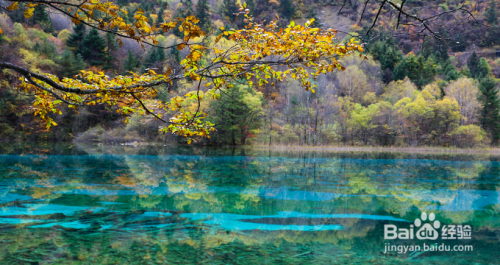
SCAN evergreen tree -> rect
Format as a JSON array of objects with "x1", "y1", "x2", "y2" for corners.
[
  {"x1": 123, "y1": 50, "x2": 139, "y2": 73},
  {"x1": 66, "y1": 23, "x2": 86, "y2": 54},
  {"x1": 58, "y1": 50, "x2": 87, "y2": 77},
  {"x1": 441, "y1": 59, "x2": 461, "y2": 81},
  {"x1": 39, "y1": 38, "x2": 57, "y2": 59},
  {"x1": 467, "y1": 52, "x2": 490, "y2": 79},
  {"x1": 146, "y1": 47, "x2": 166, "y2": 68},
  {"x1": 184, "y1": 0, "x2": 194, "y2": 16},
  {"x1": 431, "y1": 30, "x2": 450, "y2": 62},
  {"x1": 484, "y1": 1, "x2": 500, "y2": 46},
  {"x1": 34, "y1": 5, "x2": 53, "y2": 32},
  {"x1": 80, "y1": 28, "x2": 108, "y2": 67},
  {"x1": 170, "y1": 40, "x2": 181, "y2": 62},
  {"x1": 369, "y1": 41, "x2": 403, "y2": 83},
  {"x1": 160, "y1": 1, "x2": 168, "y2": 9},
  {"x1": 223, "y1": 0, "x2": 239, "y2": 22},
  {"x1": 208, "y1": 83, "x2": 263, "y2": 145},
  {"x1": 477, "y1": 57, "x2": 492, "y2": 79},
  {"x1": 486, "y1": 0, "x2": 498, "y2": 25},
  {"x1": 157, "y1": 6, "x2": 165, "y2": 24},
  {"x1": 104, "y1": 33, "x2": 118, "y2": 69},
  {"x1": 158, "y1": 47, "x2": 166, "y2": 62},
  {"x1": 417, "y1": 55, "x2": 437, "y2": 87},
  {"x1": 195, "y1": 0, "x2": 212, "y2": 32},
  {"x1": 393, "y1": 54, "x2": 436, "y2": 87},
  {"x1": 479, "y1": 78, "x2": 500, "y2": 144},
  {"x1": 279, "y1": 0, "x2": 296, "y2": 19},
  {"x1": 34, "y1": 42, "x2": 41, "y2": 53}
]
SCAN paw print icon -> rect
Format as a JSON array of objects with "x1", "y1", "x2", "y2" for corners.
[{"x1": 415, "y1": 212, "x2": 440, "y2": 240}]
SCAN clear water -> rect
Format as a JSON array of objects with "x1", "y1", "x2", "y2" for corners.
[{"x1": 0, "y1": 143, "x2": 499, "y2": 264}]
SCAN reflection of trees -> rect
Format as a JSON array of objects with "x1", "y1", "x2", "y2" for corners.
[{"x1": 1, "y1": 144, "x2": 500, "y2": 263}]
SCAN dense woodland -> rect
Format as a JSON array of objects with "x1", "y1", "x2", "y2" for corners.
[{"x1": 1, "y1": 0, "x2": 500, "y2": 147}]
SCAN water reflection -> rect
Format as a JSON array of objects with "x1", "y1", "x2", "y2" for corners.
[{"x1": 0, "y1": 143, "x2": 498, "y2": 264}]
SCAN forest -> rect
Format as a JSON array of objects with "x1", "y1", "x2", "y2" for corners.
[{"x1": 1, "y1": 0, "x2": 500, "y2": 148}]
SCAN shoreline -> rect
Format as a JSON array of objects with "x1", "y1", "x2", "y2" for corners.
[
  {"x1": 75, "y1": 142, "x2": 500, "y2": 154},
  {"x1": 8, "y1": 141, "x2": 500, "y2": 155},
  {"x1": 246, "y1": 145, "x2": 500, "y2": 154}
]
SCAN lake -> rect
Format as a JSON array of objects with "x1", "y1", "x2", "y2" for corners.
[{"x1": 0, "y1": 143, "x2": 498, "y2": 264}]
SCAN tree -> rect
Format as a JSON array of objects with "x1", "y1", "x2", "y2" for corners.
[
  {"x1": 441, "y1": 59, "x2": 461, "y2": 81},
  {"x1": 157, "y1": 6, "x2": 165, "y2": 24},
  {"x1": 33, "y1": 4, "x2": 53, "y2": 32},
  {"x1": 123, "y1": 51, "x2": 139, "y2": 74},
  {"x1": 169, "y1": 40, "x2": 181, "y2": 63},
  {"x1": 443, "y1": 77, "x2": 480, "y2": 125},
  {"x1": 467, "y1": 51, "x2": 480, "y2": 79},
  {"x1": 223, "y1": 0, "x2": 239, "y2": 23},
  {"x1": 486, "y1": 0, "x2": 498, "y2": 25},
  {"x1": 477, "y1": 58, "x2": 491, "y2": 79},
  {"x1": 66, "y1": 23, "x2": 86, "y2": 54},
  {"x1": 39, "y1": 38, "x2": 57, "y2": 59},
  {"x1": 369, "y1": 41, "x2": 403, "y2": 83},
  {"x1": 80, "y1": 28, "x2": 108, "y2": 66},
  {"x1": 468, "y1": 53, "x2": 491, "y2": 79},
  {"x1": 146, "y1": 47, "x2": 166, "y2": 69},
  {"x1": 172, "y1": 0, "x2": 195, "y2": 37},
  {"x1": 393, "y1": 54, "x2": 436, "y2": 87},
  {"x1": 195, "y1": 0, "x2": 212, "y2": 32},
  {"x1": 279, "y1": 0, "x2": 296, "y2": 19},
  {"x1": 337, "y1": 65, "x2": 370, "y2": 103},
  {"x1": 58, "y1": 50, "x2": 87, "y2": 77},
  {"x1": 208, "y1": 83, "x2": 263, "y2": 145},
  {"x1": 104, "y1": 33, "x2": 118, "y2": 70},
  {"x1": 478, "y1": 78, "x2": 500, "y2": 144},
  {"x1": 0, "y1": 1, "x2": 366, "y2": 141}
]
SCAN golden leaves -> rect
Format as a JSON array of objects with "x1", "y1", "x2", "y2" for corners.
[
  {"x1": 6, "y1": 4, "x2": 364, "y2": 141},
  {"x1": 116, "y1": 38, "x2": 124, "y2": 47},
  {"x1": 24, "y1": 8, "x2": 35, "y2": 18},
  {"x1": 210, "y1": 12, "x2": 365, "y2": 92},
  {"x1": 6, "y1": 2, "x2": 19, "y2": 11},
  {"x1": 160, "y1": 22, "x2": 177, "y2": 32}
]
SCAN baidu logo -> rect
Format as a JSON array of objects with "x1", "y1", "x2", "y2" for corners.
[
  {"x1": 384, "y1": 212, "x2": 471, "y2": 240},
  {"x1": 414, "y1": 212, "x2": 440, "y2": 240}
]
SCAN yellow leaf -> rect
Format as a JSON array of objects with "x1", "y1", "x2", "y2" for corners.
[
  {"x1": 71, "y1": 13, "x2": 81, "y2": 25},
  {"x1": 6, "y1": 2, "x2": 19, "y2": 11},
  {"x1": 177, "y1": 43, "x2": 186, "y2": 50},
  {"x1": 116, "y1": 38, "x2": 124, "y2": 47},
  {"x1": 24, "y1": 8, "x2": 35, "y2": 19}
]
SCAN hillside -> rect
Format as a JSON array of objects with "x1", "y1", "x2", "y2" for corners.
[{"x1": 1, "y1": 0, "x2": 500, "y2": 147}]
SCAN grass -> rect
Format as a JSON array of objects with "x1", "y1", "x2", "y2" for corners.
[{"x1": 246, "y1": 144, "x2": 500, "y2": 154}]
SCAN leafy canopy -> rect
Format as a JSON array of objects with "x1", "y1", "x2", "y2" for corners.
[{"x1": 0, "y1": 1, "x2": 365, "y2": 142}]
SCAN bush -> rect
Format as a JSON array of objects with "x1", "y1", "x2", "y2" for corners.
[{"x1": 450, "y1": 125, "x2": 489, "y2": 147}]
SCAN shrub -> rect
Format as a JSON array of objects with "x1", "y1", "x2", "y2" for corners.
[{"x1": 450, "y1": 124, "x2": 489, "y2": 147}]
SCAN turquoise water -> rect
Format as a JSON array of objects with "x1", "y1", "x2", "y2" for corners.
[{"x1": 0, "y1": 144, "x2": 499, "y2": 264}]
